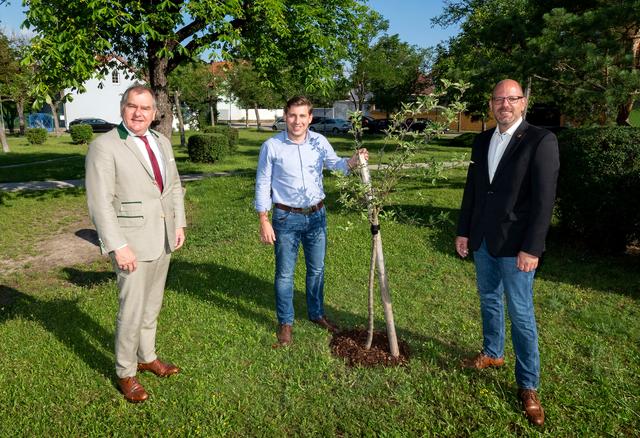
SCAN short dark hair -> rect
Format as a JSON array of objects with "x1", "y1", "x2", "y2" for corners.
[
  {"x1": 285, "y1": 95, "x2": 313, "y2": 114},
  {"x1": 120, "y1": 83, "x2": 157, "y2": 114}
]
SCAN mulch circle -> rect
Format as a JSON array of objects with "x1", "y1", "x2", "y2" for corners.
[{"x1": 329, "y1": 328, "x2": 410, "y2": 367}]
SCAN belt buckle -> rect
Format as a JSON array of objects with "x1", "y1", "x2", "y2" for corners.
[{"x1": 301, "y1": 206, "x2": 312, "y2": 214}]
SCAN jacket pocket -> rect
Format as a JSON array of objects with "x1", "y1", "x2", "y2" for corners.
[{"x1": 117, "y1": 201, "x2": 146, "y2": 227}]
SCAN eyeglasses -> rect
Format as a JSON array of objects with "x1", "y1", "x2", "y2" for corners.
[{"x1": 491, "y1": 96, "x2": 525, "y2": 104}]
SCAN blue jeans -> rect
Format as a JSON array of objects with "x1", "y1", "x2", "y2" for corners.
[
  {"x1": 272, "y1": 206, "x2": 327, "y2": 325},
  {"x1": 473, "y1": 240, "x2": 540, "y2": 389}
]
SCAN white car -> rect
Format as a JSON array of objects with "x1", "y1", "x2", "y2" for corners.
[
  {"x1": 271, "y1": 117, "x2": 286, "y2": 131},
  {"x1": 309, "y1": 118, "x2": 351, "y2": 134}
]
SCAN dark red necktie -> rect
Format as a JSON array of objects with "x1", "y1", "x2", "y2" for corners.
[{"x1": 137, "y1": 135, "x2": 164, "y2": 192}]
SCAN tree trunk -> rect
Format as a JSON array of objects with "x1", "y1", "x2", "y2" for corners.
[
  {"x1": 523, "y1": 76, "x2": 532, "y2": 120},
  {"x1": 245, "y1": 108, "x2": 249, "y2": 128},
  {"x1": 209, "y1": 101, "x2": 216, "y2": 126},
  {"x1": 148, "y1": 47, "x2": 173, "y2": 138},
  {"x1": 49, "y1": 99, "x2": 61, "y2": 136},
  {"x1": 366, "y1": 236, "x2": 376, "y2": 349},
  {"x1": 616, "y1": 98, "x2": 634, "y2": 125},
  {"x1": 254, "y1": 102, "x2": 261, "y2": 130},
  {"x1": 358, "y1": 153, "x2": 400, "y2": 357},
  {"x1": 17, "y1": 99, "x2": 25, "y2": 136},
  {"x1": 0, "y1": 113, "x2": 9, "y2": 152},
  {"x1": 174, "y1": 90, "x2": 186, "y2": 147}
]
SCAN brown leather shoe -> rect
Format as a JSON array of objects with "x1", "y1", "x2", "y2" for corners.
[
  {"x1": 277, "y1": 324, "x2": 293, "y2": 346},
  {"x1": 118, "y1": 377, "x2": 149, "y2": 403},
  {"x1": 137, "y1": 359, "x2": 180, "y2": 377},
  {"x1": 462, "y1": 352, "x2": 505, "y2": 369},
  {"x1": 519, "y1": 388, "x2": 545, "y2": 426},
  {"x1": 310, "y1": 316, "x2": 339, "y2": 333}
]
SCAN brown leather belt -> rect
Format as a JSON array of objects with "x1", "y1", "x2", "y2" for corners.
[{"x1": 274, "y1": 201, "x2": 324, "y2": 214}]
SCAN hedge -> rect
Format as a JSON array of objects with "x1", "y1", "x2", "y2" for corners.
[
  {"x1": 202, "y1": 125, "x2": 239, "y2": 152},
  {"x1": 556, "y1": 127, "x2": 640, "y2": 253},
  {"x1": 187, "y1": 133, "x2": 229, "y2": 163},
  {"x1": 69, "y1": 124, "x2": 93, "y2": 144},
  {"x1": 26, "y1": 128, "x2": 48, "y2": 145}
]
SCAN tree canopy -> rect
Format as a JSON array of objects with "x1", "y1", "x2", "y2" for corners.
[
  {"x1": 23, "y1": 0, "x2": 375, "y2": 136},
  {"x1": 432, "y1": 0, "x2": 640, "y2": 126}
]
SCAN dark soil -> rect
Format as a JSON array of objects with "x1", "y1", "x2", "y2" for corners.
[{"x1": 329, "y1": 328, "x2": 410, "y2": 367}]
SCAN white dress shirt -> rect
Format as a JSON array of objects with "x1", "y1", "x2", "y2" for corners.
[{"x1": 487, "y1": 117, "x2": 523, "y2": 182}]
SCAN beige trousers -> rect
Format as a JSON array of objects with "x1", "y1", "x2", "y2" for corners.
[{"x1": 112, "y1": 248, "x2": 171, "y2": 378}]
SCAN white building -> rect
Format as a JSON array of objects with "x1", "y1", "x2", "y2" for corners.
[{"x1": 63, "y1": 64, "x2": 139, "y2": 126}]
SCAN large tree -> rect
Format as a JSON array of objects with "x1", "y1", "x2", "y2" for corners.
[
  {"x1": 227, "y1": 61, "x2": 282, "y2": 129},
  {"x1": 432, "y1": 0, "x2": 640, "y2": 126},
  {"x1": 343, "y1": 10, "x2": 389, "y2": 112},
  {"x1": 23, "y1": 0, "x2": 373, "y2": 138},
  {"x1": 168, "y1": 60, "x2": 227, "y2": 129},
  {"x1": 367, "y1": 35, "x2": 429, "y2": 117}
]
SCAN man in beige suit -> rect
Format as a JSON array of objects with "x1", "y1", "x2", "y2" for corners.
[{"x1": 85, "y1": 84, "x2": 186, "y2": 403}]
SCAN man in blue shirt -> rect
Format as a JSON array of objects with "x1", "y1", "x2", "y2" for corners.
[{"x1": 255, "y1": 95, "x2": 367, "y2": 346}]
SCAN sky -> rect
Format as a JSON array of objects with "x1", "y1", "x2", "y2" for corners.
[{"x1": 0, "y1": 0, "x2": 460, "y2": 49}]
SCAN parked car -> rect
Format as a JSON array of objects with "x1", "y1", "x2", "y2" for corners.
[
  {"x1": 272, "y1": 117, "x2": 286, "y2": 131},
  {"x1": 360, "y1": 116, "x2": 389, "y2": 133},
  {"x1": 68, "y1": 118, "x2": 117, "y2": 133},
  {"x1": 309, "y1": 118, "x2": 351, "y2": 134}
]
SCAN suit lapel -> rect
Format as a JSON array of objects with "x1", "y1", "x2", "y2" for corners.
[
  {"x1": 492, "y1": 121, "x2": 529, "y2": 184},
  {"x1": 117, "y1": 123, "x2": 156, "y2": 181}
]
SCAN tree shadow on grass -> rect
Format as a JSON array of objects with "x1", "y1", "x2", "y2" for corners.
[
  {"x1": 0, "y1": 284, "x2": 114, "y2": 381},
  {"x1": 164, "y1": 259, "x2": 474, "y2": 371}
]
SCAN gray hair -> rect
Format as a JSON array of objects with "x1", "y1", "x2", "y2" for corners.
[{"x1": 120, "y1": 83, "x2": 157, "y2": 114}]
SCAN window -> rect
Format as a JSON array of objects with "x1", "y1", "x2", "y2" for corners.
[{"x1": 112, "y1": 70, "x2": 120, "y2": 84}]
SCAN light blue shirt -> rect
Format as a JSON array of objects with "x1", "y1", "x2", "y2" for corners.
[{"x1": 254, "y1": 130, "x2": 351, "y2": 211}]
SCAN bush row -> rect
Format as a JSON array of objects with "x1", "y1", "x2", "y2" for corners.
[
  {"x1": 187, "y1": 133, "x2": 228, "y2": 163},
  {"x1": 202, "y1": 125, "x2": 239, "y2": 152},
  {"x1": 69, "y1": 124, "x2": 94, "y2": 144},
  {"x1": 187, "y1": 125, "x2": 240, "y2": 163},
  {"x1": 556, "y1": 127, "x2": 640, "y2": 253},
  {"x1": 26, "y1": 128, "x2": 48, "y2": 145}
]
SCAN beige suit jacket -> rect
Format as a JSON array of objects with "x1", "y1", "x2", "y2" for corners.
[{"x1": 85, "y1": 124, "x2": 186, "y2": 261}]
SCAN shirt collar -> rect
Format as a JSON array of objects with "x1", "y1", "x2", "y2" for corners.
[
  {"x1": 494, "y1": 117, "x2": 523, "y2": 138},
  {"x1": 121, "y1": 122, "x2": 150, "y2": 138},
  {"x1": 284, "y1": 129, "x2": 310, "y2": 145}
]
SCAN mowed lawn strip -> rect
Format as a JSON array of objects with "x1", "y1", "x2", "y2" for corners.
[
  {"x1": 1, "y1": 160, "x2": 639, "y2": 435},
  {"x1": 0, "y1": 129, "x2": 471, "y2": 183}
]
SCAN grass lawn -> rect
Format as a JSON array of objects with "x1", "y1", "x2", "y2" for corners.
[
  {"x1": 0, "y1": 138, "x2": 639, "y2": 435},
  {"x1": 0, "y1": 129, "x2": 471, "y2": 183}
]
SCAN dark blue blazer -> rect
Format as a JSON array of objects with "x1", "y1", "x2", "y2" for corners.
[{"x1": 456, "y1": 121, "x2": 560, "y2": 257}]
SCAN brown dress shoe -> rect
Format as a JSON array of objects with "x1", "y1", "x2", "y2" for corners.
[
  {"x1": 277, "y1": 324, "x2": 293, "y2": 346},
  {"x1": 519, "y1": 389, "x2": 545, "y2": 426},
  {"x1": 310, "y1": 316, "x2": 339, "y2": 333},
  {"x1": 462, "y1": 352, "x2": 505, "y2": 369},
  {"x1": 137, "y1": 359, "x2": 180, "y2": 377},
  {"x1": 118, "y1": 377, "x2": 149, "y2": 403}
]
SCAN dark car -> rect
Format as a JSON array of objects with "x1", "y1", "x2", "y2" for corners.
[
  {"x1": 360, "y1": 116, "x2": 388, "y2": 133},
  {"x1": 68, "y1": 118, "x2": 117, "y2": 133}
]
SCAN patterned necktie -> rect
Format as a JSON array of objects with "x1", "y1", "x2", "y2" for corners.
[{"x1": 137, "y1": 135, "x2": 164, "y2": 193}]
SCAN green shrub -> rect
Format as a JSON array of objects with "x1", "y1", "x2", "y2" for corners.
[
  {"x1": 556, "y1": 127, "x2": 640, "y2": 252},
  {"x1": 69, "y1": 124, "x2": 93, "y2": 144},
  {"x1": 187, "y1": 133, "x2": 229, "y2": 163},
  {"x1": 202, "y1": 125, "x2": 239, "y2": 152},
  {"x1": 26, "y1": 128, "x2": 48, "y2": 145}
]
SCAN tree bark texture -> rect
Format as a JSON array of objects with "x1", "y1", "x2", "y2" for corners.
[
  {"x1": 148, "y1": 45, "x2": 173, "y2": 138},
  {"x1": 174, "y1": 90, "x2": 186, "y2": 148},
  {"x1": 17, "y1": 99, "x2": 25, "y2": 136}
]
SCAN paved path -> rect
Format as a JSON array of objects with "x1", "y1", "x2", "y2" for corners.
[
  {"x1": 0, "y1": 162, "x2": 468, "y2": 192},
  {"x1": 0, "y1": 172, "x2": 244, "y2": 192}
]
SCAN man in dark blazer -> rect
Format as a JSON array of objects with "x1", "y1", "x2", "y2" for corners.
[{"x1": 455, "y1": 79, "x2": 559, "y2": 426}]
